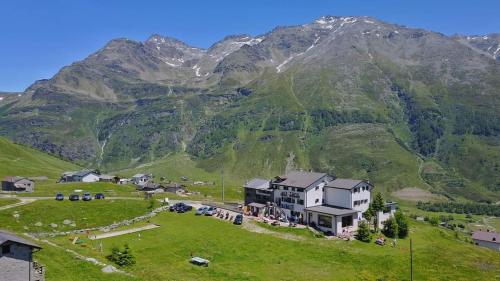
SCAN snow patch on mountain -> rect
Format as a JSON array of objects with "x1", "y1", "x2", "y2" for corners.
[{"x1": 192, "y1": 64, "x2": 201, "y2": 76}]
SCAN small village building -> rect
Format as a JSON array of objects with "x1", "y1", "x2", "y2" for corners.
[
  {"x1": 163, "y1": 183, "x2": 185, "y2": 193},
  {"x1": 131, "y1": 174, "x2": 151, "y2": 186},
  {"x1": 60, "y1": 170, "x2": 100, "y2": 183},
  {"x1": 118, "y1": 178, "x2": 130, "y2": 185},
  {"x1": 98, "y1": 175, "x2": 118, "y2": 183},
  {"x1": 472, "y1": 231, "x2": 500, "y2": 251},
  {"x1": 243, "y1": 178, "x2": 272, "y2": 205},
  {"x1": 305, "y1": 205, "x2": 359, "y2": 235},
  {"x1": 376, "y1": 202, "x2": 398, "y2": 229},
  {"x1": 1, "y1": 177, "x2": 35, "y2": 192},
  {"x1": 0, "y1": 230, "x2": 44, "y2": 281}
]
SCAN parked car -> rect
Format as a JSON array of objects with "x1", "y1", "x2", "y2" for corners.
[
  {"x1": 204, "y1": 206, "x2": 217, "y2": 216},
  {"x1": 94, "y1": 193, "x2": 105, "y2": 200},
  {"x1": 233, "y1": 214, "x2": 243, "y2": 225},
  {"x1": 69, "y1": 194, "x2": 79, "y2": 201},
  {"x1": 177, "y1": 203, "x2": 193, "y2": 213},
  {"x1": 82, "y1": 193, "x2": 92, "y2": 201},
  {"x1": 169, "y1": 202, "x2": 183, "y2": 212},
  {"x1": 195, "y1": 206, "x2": 209, "y2": 215},
  {"x1": 55, "y1": 193, "x2": 64, "y2": 201}
]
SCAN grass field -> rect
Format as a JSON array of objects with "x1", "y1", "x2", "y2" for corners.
[
  {"x1": 0, "y1": 199, "x2": 152, "y2": 232},
  {"x1": 0, "y1": 137, "x2": 80, "y2": 179},
  {"x1": 0, "y1": 198, "x2": 20, "y2": 207},
  {"x1": 38, "y1": 211, "x2": 500, "y2": 281},
  {"x1": 16, "y1": 181, "x2": 141, "y2": 198}
]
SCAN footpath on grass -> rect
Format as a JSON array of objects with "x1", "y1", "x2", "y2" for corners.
[
  {"x1": 0, "y1": 198, "x2": 36, "y2": 210},
  {"x1": 89, "y1": 224, "x2": 160, "y2": 240}
]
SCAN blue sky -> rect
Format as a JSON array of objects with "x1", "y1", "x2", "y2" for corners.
[{"x1": 1, "y1": 0, "x2": 499, "y2": 92}]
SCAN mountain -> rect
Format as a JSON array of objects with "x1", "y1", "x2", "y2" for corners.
[
  {"x1": 0, "y1": 16, "x2": 499, "y2": 202},
  {"x1": 0, "y1": 137, "x2": 80, "y2": 179}
]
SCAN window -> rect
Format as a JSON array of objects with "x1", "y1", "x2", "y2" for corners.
[
  {"x1": 342, "y1": 216, "x2": 353, "y2": 227},
  {"x1": 284, "y1": 186, "x2": 289, "y2": 191},
  {"x1": 2, "y1": 245, "x2": 11, "y2": 255},
  {"x1": 315, "y1": 186, "x2": 319, "y2": 190},
  {"x1": 318, "y1": 214, "x2": 332, "y2": 228},
  {"x1": 297, "y1": 199, "x2": 304, "y2": 205},
  {"x1": 315, "y1": 198, "x2": 319, "y2": 203}
]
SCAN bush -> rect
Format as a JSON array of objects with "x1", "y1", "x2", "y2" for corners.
[
  {"x1": 106, "y1": 244, "x2": 136, "y2": 267},
  {"x1": 382, "y1": 217, "x2": 399, "y2": 238},
  {"x1": 355, "y1": 221, "x2": 372, "y2": 242},
  {"x1": 429, "y1": 216, "x2": 439, "y2": 226},
  {"x1": 394, "y1": 211, "x2": 409, "y2": 238}
]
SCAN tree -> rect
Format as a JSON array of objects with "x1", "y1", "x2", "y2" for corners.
[
  {"x1": 370, "y1": 192, "x2": 385, "y2": 231},
  {"x1": 429, "y1": 216, "x2": 439, "y2": 226},
  {"x1": 382, "y1": 217, "x2": 399, "y2": 238},
  {"x1": 364, "y1": 204, "x2": 374, "y2": 222},
  {"x1": 355, "y1": 221, "x2": 372, "y2": 242},
  {"x1": 395, "y1": 210, "x2": 409, "y2": 238}
]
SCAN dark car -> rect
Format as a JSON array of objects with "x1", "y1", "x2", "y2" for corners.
[
  {"x1": 169, "y1": 202, "x2": 183, "y2": 212},
  {"x1": 177, "y1": 204, "x2": 193, "y2": 213},
  {"x1": 82, "y1": 193, "x2": 92, "y2": 201},
  {"x1": 69, "y1": 194, "x2": 79, "y2": 201},
  {"x1": 233, "y1": 214, "x2": 243, "y2": 225},
  {"x1": 94, "y1": 193, "x2": 105, "y2": 200},
  {"x1": 55, "y1": 193, "x2": 64, "y2": 201}
]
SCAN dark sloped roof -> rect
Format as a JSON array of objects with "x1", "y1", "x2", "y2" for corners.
[
  {"x1": 244, "y1": 178, "x2": 270, "y2": 190},
  {"x1": 0, "y1": 230, "x2": 40, "y2": 249},
  {"x1": 305, "y1": 205, "x2": 358, "y2": 216},
  {"x1": 2, "y1": 176, "x2": 26, "y2": 183},
  {"x1": 326, "y1": 178, "x2": 371, "y2": 190},
  {"x1": 272, "y1": 171, "x2": 327, "y2": 188},
  {"x1": 472, "y1": 231, "x2": 500, "y2": 243}
]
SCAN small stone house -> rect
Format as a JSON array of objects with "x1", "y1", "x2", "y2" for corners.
[
  {"x1": 0, "y1": 230, "x2": 44, "y2": 281},
  {"x1": 131, "y1": 174, "x2": 152, "y2": 186},
  {"x1": 472, "y1": 231, "x2": 500, "y2": 251},
  {"x1": 1, "y1": 177, "x2": 35, "y2": 192},
  {"x1": 60, "y1": 170, "x2": 100, "y2": 183}
]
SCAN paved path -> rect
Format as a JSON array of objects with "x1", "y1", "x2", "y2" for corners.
[
  {"x1": 89, "y1": 224, "x2": 160, "y2": 240},
  {"x1": 0, "y1": 195, "x2": 142, "y2": 200},
  {"x1": 0, "y1": 198, "x2": 36, "y2": 210}
]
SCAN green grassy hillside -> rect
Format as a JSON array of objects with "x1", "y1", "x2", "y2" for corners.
[{"x1": 0, "y1": 137, "x2": 80, "y2": 179}]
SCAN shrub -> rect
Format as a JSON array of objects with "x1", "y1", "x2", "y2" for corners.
[
  {"x1": 355, "y1": 221, "x2": 372, "y2": 242},
  {"x1": 382, "y1": 217, "x2": 399, "y2": 238},
  {"x1": 429, "y1": 216, "x2": 439, "y2": 226},
  {"x1": 106, "y1": 244, "x2": 136, "y2": 267},
  {"x1": 394, "y1": 211, "x2": 409, "y2": 238}
]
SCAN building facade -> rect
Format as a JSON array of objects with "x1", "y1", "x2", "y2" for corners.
[
  {"x1": 1, "y1": 177, "x2": 35, "y2": 192},
  {"x1": 0, "y1": 230, "x2": 44, "y2": 281},
  {"x1": 243, "y1": 178, "x2": 272, "y2": 205}
]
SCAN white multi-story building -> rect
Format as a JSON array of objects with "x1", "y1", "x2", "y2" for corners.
[{"x1": 245, "y1": 171, "x2": 382, "y2": 236}]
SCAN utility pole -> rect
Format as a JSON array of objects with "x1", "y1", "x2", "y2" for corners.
[
  {"x1": 221, "y1": 164, "x2": 225, "y2": 203},
  {"x1": 410, "y1": 238, "x2": 413, "y2": 281}
]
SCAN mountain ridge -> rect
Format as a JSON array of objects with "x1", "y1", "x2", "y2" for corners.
[{"x1": 0, "y1": 15, "x2": 498, "y2": 202}]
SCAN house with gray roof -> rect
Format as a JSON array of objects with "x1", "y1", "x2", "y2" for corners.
[
  {"x1": 60, "y1": 170, "x2": 100, "y2": 183},
  {"x1": 472, "y1": 230, "x2": 500, "y2": 251},
  {"x1": 243, "y1": 171, "x2": 380, "y2": 236},
  {"x1": 0, "y1": 230, "x2": 44, "y2": 281},
  {"x1": 244, "y1": 178, "x2": 271, "y2": 205},
  {"x1": 1, "y1": 177, "x2": 35, "y2": 192}
]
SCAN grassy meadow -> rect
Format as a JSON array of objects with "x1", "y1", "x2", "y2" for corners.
[{"x1": 35, "y1": 211, "x2": 500, "y2": 281}]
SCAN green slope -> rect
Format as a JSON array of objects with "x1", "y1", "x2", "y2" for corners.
[{"x1": 0, "y1": 137, "x2": 80, "y2": 179}]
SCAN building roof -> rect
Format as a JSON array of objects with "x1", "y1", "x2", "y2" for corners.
[
  {"x1": 305, "y1": 205, "x2": 358, "y2": 216},
  {"x1": 472, "y1": 231, "x2": 500, "y2": 244},
  {"x1": 248, "y1": 202, "x2": 266, "y2": 208},
  {"x1": 0, "y1": 230, "x2": 40, "y2": 249},
  {"x1": 132, "y1": 174, "x2": 147, "y2": 178},
  {"x1": 272, "y1": 171, "x2": 328, "y2": 188},
  {"x1": 99, "y1": 175, "x2": 115, "y2": 180},
  {"x1": 73, "y1": 170, "x2": 97, "y2": 177},
  {"x1": 326, "y1": 178, "x2": 371, "y2": 190},
  {"x1": 2, "y1": 176, "x2": 27, "y2": 183},
  {"x1": 244, "y1": 178, "x2": 270, "y2": 190}
]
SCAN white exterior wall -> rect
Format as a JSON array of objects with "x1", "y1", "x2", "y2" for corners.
[
  {"x1": 473, "y1": 239, "x2": 500, "y2": 251},
  {"x1": 305, "y1": 181, "x2": 326, "y2": 208},
  {"x1": 351, "y1": 183, "x2": 371, "y2": 213},
  {"x1": 81, "y1": 174, "x2": 100, "y2": 183},
  {"x1": 324, "y1": 188, "x2": 351, "y2": 209}
]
